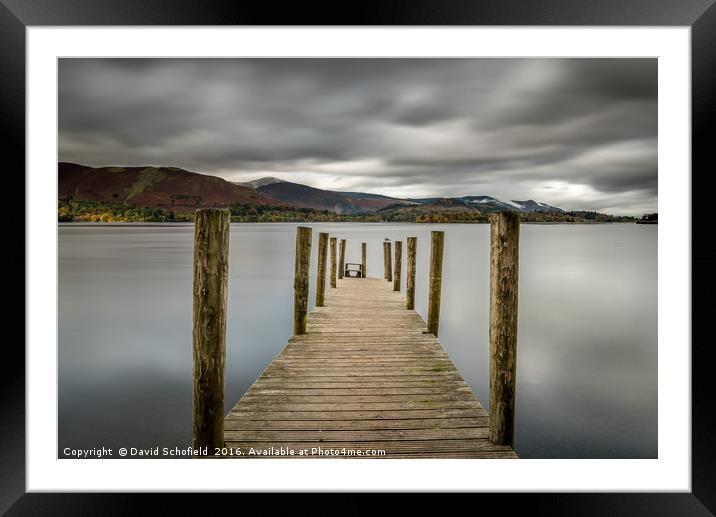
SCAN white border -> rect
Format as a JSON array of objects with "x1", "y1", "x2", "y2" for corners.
[{"x1": 27, "y1": 27, "x2": 690, "y2": 491}]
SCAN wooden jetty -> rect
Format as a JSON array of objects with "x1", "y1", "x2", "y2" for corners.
[
  {"x1": 224, "y1": 277, "x2": 516, "y2": 458},
  {"x1": 192, "y1": 211, "x2": 520, "y2": 458}
]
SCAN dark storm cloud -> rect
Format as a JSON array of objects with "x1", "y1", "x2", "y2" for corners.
[{"x1": 58, "y1": 58, "x2": 657, "y2": 215}]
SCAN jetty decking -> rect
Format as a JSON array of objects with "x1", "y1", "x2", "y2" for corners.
[{"x1": 223, "y1": 277, "x2": 517, "y2": 458}]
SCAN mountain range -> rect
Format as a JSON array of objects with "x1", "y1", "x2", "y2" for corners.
[
  {"x1": 235, "y1": 176, "x2": 564, "y2": 214},
  {"x1": 60, "y1": 162, "x2": 566, "y2": 214}
]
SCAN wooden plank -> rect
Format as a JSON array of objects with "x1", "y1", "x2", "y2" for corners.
[
  {"x1": 223, "y1": 277, "x2": 517, "y2": 459},
  {"x1": 227, "y1": 401, "x2": 481, "y2": 411},
  {"x1": 262, "y1": 368, "x2": 460, "y2": 375},
  {"x1": 273, "y1": 357, "x2": 452, "y2": 363},
  {"x1": 225, "y1": 408, "x2": 487, "y2": 420},
  {"x1": 237, "y1": 394, "x2": 477, "y2": 404},
  {"x1": 255, "y1": 372, "x2": 463, "y2": 380},
  {"x1": 244, "y1": 387, "x2": 472, "y2": 396},
  {"x1": 225, "y1": 427, "x2": 489, "y2": 441},
  {"x1": 248, "y1": 381, "x2": 471, "y2": 390},
  {"x1": 224, "y1": 417, "x2": 487, "y2": 431}
]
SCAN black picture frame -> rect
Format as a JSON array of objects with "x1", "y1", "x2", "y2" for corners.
[{"x1": 2, "y1": 0, "x2": 713, "y2": 514}]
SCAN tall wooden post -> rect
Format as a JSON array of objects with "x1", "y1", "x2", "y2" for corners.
[
  {"x1": 383, "y1": 242, "x2": 388, "y2": 279},
  {"x1": 293, "y1": 226, "x2": 312, "y2": 335},
  {"x1": 489, "y1": 212, "x2": 520, "y2": 447},
  {"x1": 393, "y1": 241, "x2": 402, "y2": 291},
  {"x1": 338, "y1": 239, "x2": 346, "y2": 279},
  {"x1": 406, "y1": 237, "x2": 417, "y2": 310},
  {"x1": 330, "y1": 237, "x2": 337, "y2": 288},
  {"x1": 192, "y1": 208, "x2": 230, "y2": 453},
  {"x1": 386, "y1": 241, "x2": 393, "y2": 282},
  {"x1": 361, "y1": 242, "x2": 367, "y2": 278},
  {"x1": 316, "y1": 232, "x2": 328, "y2": 306},
  {"x1": 427, "y1": 231, "x2": 444, "y2": 336}
]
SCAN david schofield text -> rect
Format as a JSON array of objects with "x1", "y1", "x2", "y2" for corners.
[{"x1": 117, "y1": 446, "x2": 213, "y2": 457}]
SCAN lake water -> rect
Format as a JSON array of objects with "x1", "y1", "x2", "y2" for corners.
[{"x1": 58, "y1": 223, "x2": 657, "y2": 458}]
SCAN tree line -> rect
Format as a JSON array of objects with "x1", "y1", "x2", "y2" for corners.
[{"x1": 58, "y1": 198, "x2": 636, "y2": 224}]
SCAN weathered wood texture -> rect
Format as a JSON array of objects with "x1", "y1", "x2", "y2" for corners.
[
  {"x1": 338, "y1": 239, "x2": 346, "y2": 279},
  {"x1": 386, "y1": 241, "x2": 393, "y2": 283},
  {"x1": 330, "y1": 237, "x2": 337, "y2": 288},
  {"x1": 192, "y1": 209, "x2": 230, "y2": 453},
  {"x1": 224, "y1": 277, "x2": 516, "y2": 459},
  {"x1": 361, "y1": 242, "x2": 367, "y2": 278},
  {"x1": 406, "y1": 237, "x2": 417, "y2": 310},
  {"x1": 316, "y1": 232, "x2": 328, "y2": 306},
  {"x1": 393, "y1": 240, "x2": 402, "y2": 291},
  {"x1": 489, "y1": 212, "x2": 520, "y2": 446},
  {"x1": 427, "y1": 231, "x2": 444, "y2": 337},
  {"x1": 293, "y1": 226, "x2": 312, "y2": 335},
  {"x1": 383, "y1": 242, "x2": 389, "y2": 279}
]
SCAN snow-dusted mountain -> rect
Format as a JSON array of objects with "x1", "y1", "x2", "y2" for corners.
[
  {"x1": 411, "y1": 195, "x2": 564, "y2": 213},
  {"x1": 461, "y1": 196, "x2": 563, "y2": 213},
  {"x1": 234, "y1": 176, "x2": 285, "y2": 190}
]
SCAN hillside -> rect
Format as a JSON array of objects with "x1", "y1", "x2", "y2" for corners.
[
  {"x1": 59, "y1": 162, "x2": 278, "y2": 211},
  {"x1": 240, "y1": 177, "x2": 411, "y2": 214}
]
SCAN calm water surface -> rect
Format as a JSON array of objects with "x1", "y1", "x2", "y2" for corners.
[{"x1": 58, "y1": 223, "x2": 657, "y2": 458}]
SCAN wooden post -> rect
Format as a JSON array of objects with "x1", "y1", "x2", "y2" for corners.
[
  {"x1": 293, "y1": 226, "x2": 312, "y2": 335},
  {"x1": 406, "y1": 237, "x2": 417, "y2": 310},
  {"x1": 361, "y1": 242, "x2": 367, "y2": 278},
  {"x1": 192, "y1": 208, "x2": 230, "y2": 453},
  {"x1": 386, "y1": 241, "x2": 393, "y2": 282},
  {"x1": 338, "y1": 239, "x2": 346, "y2": 279},
  {"x1": 330, "y1": 237, "x2": 337, "y2": 288},
  {"x1": 383, "y1": 242, "x2": 388, "y2": 279},
  {"x1": 489, "y1": 212, "x2": 520, "y2": 447},
  {"x1": 393, "y1": 241, "x2": 402, "y2": 291},
  {"x1": 427, "y1": 231, "x2": 444, "y2": 336},
  {"x1": 316, "y1": 232, "x2": 328, "y2": 306}
]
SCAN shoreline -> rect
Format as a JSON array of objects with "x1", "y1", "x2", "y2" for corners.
[{"x1": 58, "y1": 221, "x2": 644, "y2": 227}]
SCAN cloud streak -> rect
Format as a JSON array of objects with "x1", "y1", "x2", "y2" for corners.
[{"x1": 59, "y1": 58, "x2": 657, "y2": 215}]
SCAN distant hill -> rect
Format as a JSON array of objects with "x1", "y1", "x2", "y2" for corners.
[
  {"x1": 408, "y1": 195, "x2": 564, "y2": 213},
  {"x1": 239, "y1": 177, "x2": 411, "y2": 214},
  {"x1": 374, "y1": 199, "x2": 632, "y2": 223},
  {"x1": 235, "y1": 176, "x2": 284, "y2": 190},
  {"x1": 59, "y1": 162, "x2": 278, "y2": 211}
]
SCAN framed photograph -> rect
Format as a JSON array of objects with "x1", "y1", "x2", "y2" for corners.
[{"x1": 3, "y1": 0, "x2": 714, "y2": 513}]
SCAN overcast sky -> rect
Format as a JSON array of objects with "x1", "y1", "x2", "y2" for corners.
[{"x1": 59, "y1": 58, "x2": 657, "y2": 215}]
